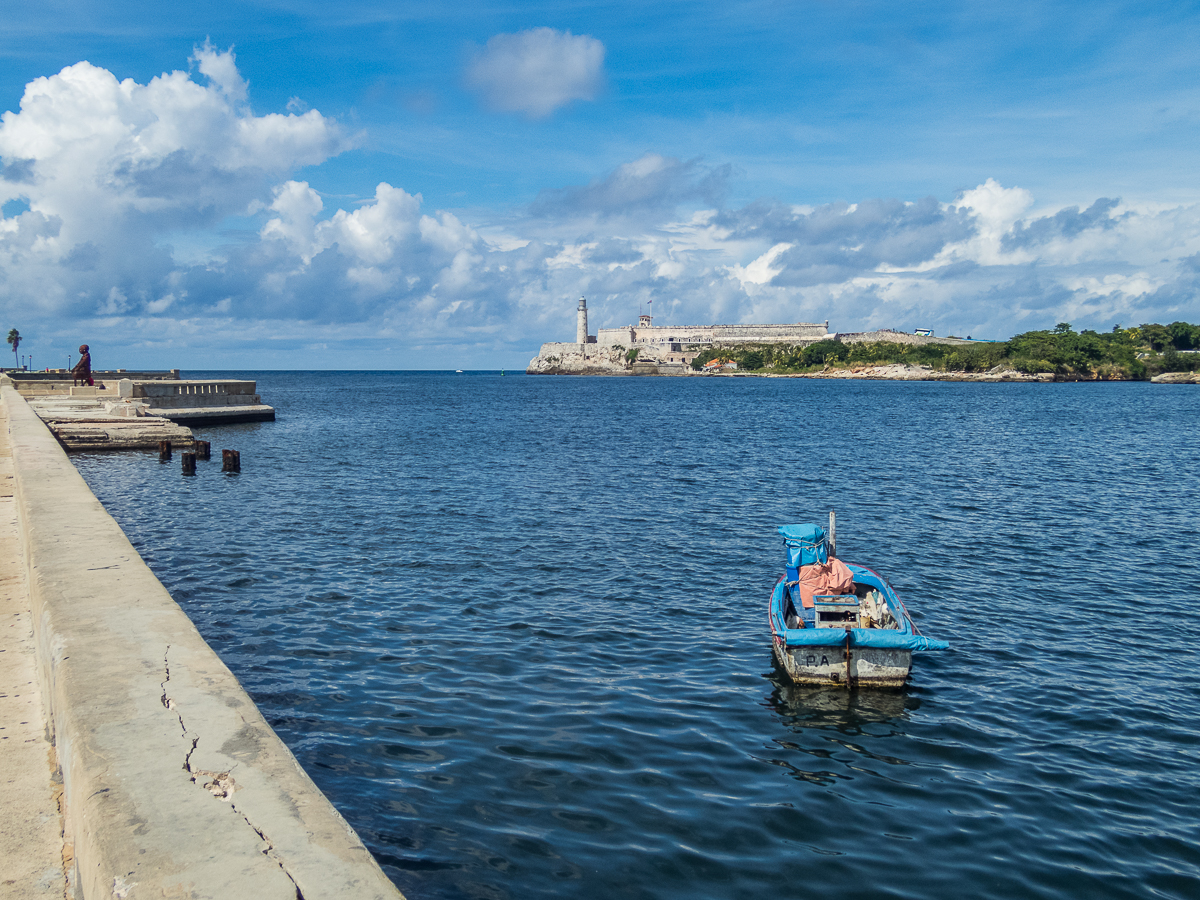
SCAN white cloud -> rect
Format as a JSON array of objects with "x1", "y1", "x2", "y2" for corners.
[
  {"x1": 730, "y1": 242, "x2": 793, "y2": 287},
  {"x1": 935, "y1": 178, "x2": 1035, "y2": 266},
  {"x1": 192, "y1": 40, "x2": 248, "y2": 104},
  {"x1": 322, "y1": 183, "x2": 425, "y2": 265},
  {"x1": 261, "y1": 180, "x2": 474, "y2": 271},
  {"x1": 465, "y1": 28, "x2": 605, "y2": 118},
  {"x1": 238, "y1": 169, "x2": 1200, "y2": 343},
  {"x1": 146, "y1": 293, "x2": 178, "y2": 314},
  {"x1": 261, "y1": 180, "x2": 326, "y2": 262},
  {"x1": 0, "y1": 49, "x2": 350, "y2": 317}
]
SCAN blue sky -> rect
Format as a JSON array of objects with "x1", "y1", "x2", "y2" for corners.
[{"x1": 2, "y1": 1, "x2": 1199, "y2": 369}]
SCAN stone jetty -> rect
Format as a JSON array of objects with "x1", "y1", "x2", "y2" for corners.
[{"x1": 7, "y1": 373, "x2": 275, "y2": 450}]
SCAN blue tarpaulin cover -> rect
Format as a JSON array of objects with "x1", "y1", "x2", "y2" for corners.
[
  {"x1": 769, "y1": 576, "x2": 950, "y2": 652},
  {"x1": 781, "y1": 628, "x2": 950, "y2": 652},
  {"x1": 778, "y1": 524, "x2": 828, "y2": 567}
]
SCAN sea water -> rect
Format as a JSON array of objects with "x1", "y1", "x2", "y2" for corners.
[{"x1": 73, "y1": 373, "x2": 1200, "y2": 900}]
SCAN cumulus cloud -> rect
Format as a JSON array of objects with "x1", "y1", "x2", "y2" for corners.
[
  {"x1": 714, "y1": 195, "x2": 976, "y2": 287},
  {"x1": 192, "y1": 40, "x2": 248, "y2": 104},
  {"x1": 0, "y1": 48, "x2": 349, "y2": 317},
  {"x1": 229, "y1": 179, "x2": 494, "y2": 327},
  {"x1": 465, "y1": 28, "x2": 605, "y2": 118},
  {"x1": 1002, "y1": 197, "x2": 1122, "y2": 250}
]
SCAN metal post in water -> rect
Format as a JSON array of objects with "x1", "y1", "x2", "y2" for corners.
[
  {"x1": 195, "y1": 440, "x2": 211, "y2": 460},
  {"x1": 159, "y1": 440, "x2": 172, "y2": 460},
  {"x1": 181, "y1": 452, "x2": 197, "y2": 476},
  {"x1": 222, "y1": 449, "x2": 240, "y2": 473}
]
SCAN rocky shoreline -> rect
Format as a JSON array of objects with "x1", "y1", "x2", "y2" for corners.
[
  {"x1": 1150, "y1": 371, "x2": 1200, "y2": 384},
  {"x1": 767, "y1": 364, "x2": 1055, "y2": 382},
  {"x1": 526, "y1": 350, "x2": 1196, "y2": 383},
  {"x1": 724, "y1": 363, "x2": 1199, "y2": 381},
  {"x1": 777, "y1": 364, "x2": 1196, "y2": 382}
]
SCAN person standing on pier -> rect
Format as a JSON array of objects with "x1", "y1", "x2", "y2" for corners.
[{"x1": 72, "y1": 344, "x2": 93, "y2": 386}]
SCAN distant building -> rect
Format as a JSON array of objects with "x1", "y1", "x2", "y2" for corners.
[
  {"x1": 598, "y1": 320, "x2": 830, "y2": 351},
  {"x1": 529, "y1": 306, "x2": 964, "y2": 375},
  {"x1": 576, "y1": 297, "x2": 597, "y2": 343},
  {"x1": 703, "y1": 358, "x2": 738, "y2": 371}
]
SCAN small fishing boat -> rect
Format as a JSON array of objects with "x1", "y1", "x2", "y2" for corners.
[{"x1": 768, "y1": 514, "x2": 948, "y2": 687}]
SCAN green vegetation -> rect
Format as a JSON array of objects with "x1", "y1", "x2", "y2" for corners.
[
  {"x1": 688, "y1": 322, "x2": 1200, "y2": 380},
  {"x1": 625, "y1": 347, "x2": 640, "y2": 363}
]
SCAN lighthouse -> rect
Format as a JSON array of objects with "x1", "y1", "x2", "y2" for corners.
[{"x1": 576, "y1": 296, "x2": 589, "y2": 344}]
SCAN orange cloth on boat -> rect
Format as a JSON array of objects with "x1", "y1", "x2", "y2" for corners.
[{"x1": 792, "y1": 558, "x2": 855, "y2": 608}]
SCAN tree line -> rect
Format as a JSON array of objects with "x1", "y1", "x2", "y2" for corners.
[{"x1": 687, "y1": 322, "x2": 1200, "y2": 379}]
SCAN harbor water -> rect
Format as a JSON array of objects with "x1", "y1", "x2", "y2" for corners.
[{"x1": 73, "y1": 373, "x2": 1200, "y2": 900}]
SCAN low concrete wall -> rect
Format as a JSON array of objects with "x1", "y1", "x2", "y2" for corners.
[
  {"x1": 119, "y1": 380, "x2": 259, "y2": 408},
  {"x1": 116, "y1": 379, "x2": 277, "y2": 424},
  {"x1": 834, "y1": 330, "x2": 975, "y2": 346},
  {"x1": 2, "y1": 384, "x2": 403, "y2": 900},
  {"x1": 10, "y1": 372, "x2": 181, "y2": 396}
]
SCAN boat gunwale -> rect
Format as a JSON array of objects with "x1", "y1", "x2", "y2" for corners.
[{"x1": 768, "y1": 566, "x2": 947, "y2": 653}]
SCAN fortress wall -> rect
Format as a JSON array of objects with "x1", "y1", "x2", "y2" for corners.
[
  {"x1": 710, "y1": 323, "x2": 829, "y2": 343},
  {"x1": 836, "y1": 330, "x2": 930, "y2": 346},
  {"x1": 596, "y1": 326, "x2": 711, "y2": 346},
  {"x1": 634, "y1": 328, "x2": 715, "y2": 344},
  {"x1": 597, "y1": 322, "x2": 829, "y2": 347},
  {"x1": 1, "y1": 383, "x2": 403, "y2": 900},
  {"x1": 836, "y1": 331, "x2": 975, "y2": 346},
  {"x1": 533, "y1": 341, "x2": 617, "y2": 359},
  {"x1": 596, "y1": 329, "x2": 633, "y2": 346}
]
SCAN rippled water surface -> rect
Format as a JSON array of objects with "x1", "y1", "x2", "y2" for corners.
[{"x1": 73, "y1": 373, "x2": 1200, "y2": 900}]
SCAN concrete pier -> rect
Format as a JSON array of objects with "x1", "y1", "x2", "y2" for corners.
[
  {"x1": 0, "y1": 395, "x2": 67, "y2": 898},
  {"x1": 7, "y1": 376, "x2": 276, "y2": 450},
  {"x1": 116, "y1": 380, "x2": 276, "y2": 426},
  {"x1": 0, "y1": 383, "x2": 403, "y2": 899}
]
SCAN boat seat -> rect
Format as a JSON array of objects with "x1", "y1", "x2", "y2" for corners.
[
  {"x1": 784, "y1": 581, "x2": 815, "y2": 626},
  {"x1": 813, "y1": 595, "x2": 860, "y2": 628}
]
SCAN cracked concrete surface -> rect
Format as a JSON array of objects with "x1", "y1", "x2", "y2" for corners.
[
  {"x1": 21, "y1": 393, "x2": 196, "y2": 452},
  {"x1": 1, "y1": 382, "x2": 402, "y2": 900},
  {"x1": 0, "y1": 388, "x2": 68, "y2": 899}
]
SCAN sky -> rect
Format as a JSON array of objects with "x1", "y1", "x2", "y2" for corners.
[{"x1": 1, "y1": 1, "x2": 1200, "y2": 370}]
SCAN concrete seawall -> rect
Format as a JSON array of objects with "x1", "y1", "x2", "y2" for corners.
[{"x1": 2, "y1": 383, "x2": 404, "y2": 899}]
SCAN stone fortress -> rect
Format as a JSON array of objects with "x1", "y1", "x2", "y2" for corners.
[{"x1": 527, "y1": 296, "x2": 967, "y2": 375}]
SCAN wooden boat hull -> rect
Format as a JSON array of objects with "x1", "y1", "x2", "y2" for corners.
[
  {"x1": 770, "y1": 523, "x2": 946, "y2": 688},
  {"x1": 772, "y1": 637, "x2": 912, "y2": 688}
]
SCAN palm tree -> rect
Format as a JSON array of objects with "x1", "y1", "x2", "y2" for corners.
[{"x1": 5, "y1": 329, "x2": 18, "y2": 369}]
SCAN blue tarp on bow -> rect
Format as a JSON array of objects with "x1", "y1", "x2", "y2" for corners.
[{"x1": 778, "y1": 523, "x2": 828, "y2": 568}]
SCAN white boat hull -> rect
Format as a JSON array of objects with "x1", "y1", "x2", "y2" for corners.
[{"x1": 773, "y1": 638, "x2": 912, "y2": 688}]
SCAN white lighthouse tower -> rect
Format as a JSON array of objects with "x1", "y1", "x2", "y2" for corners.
[{"x1": 576, "y1": 296, "x2": 589, "y2": 344}]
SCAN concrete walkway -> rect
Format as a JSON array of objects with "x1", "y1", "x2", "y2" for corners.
[{"x1": 0, "y1": 396, "x2": 68, "y2": 898}]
